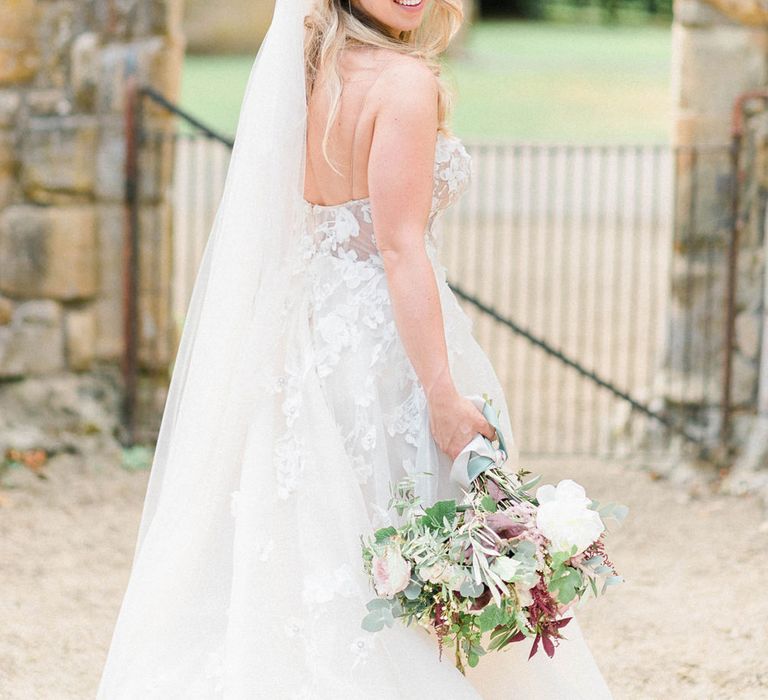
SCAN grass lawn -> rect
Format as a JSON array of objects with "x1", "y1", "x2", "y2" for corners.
[{"x1": 180, "y1": 20, "x2": 672, "y2": 144}]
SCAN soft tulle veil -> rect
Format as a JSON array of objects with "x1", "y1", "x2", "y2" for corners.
[{"x1": 98, "y1": 1, "x2": 481, "y2": 697}]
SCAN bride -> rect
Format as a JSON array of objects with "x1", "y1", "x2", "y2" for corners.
[{"x1": 98, "y1": 0, "x2": 614, "y2": 697}]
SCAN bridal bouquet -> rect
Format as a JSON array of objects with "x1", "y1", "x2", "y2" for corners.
[{"x1": 360, "y1": 397, "x2": 628, "y2": 673}]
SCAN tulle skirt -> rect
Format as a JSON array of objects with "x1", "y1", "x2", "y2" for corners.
[{"x1": 97, "y1": 248, "x2": 613, "y2": 699}]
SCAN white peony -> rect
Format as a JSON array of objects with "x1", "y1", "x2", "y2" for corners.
[
  {"x1": 419, "y1": 562, "x2": 468, "y2": 591},
  {"x1": 419, "y1": 562, "x2": 448, "y2": 585},
  {"x1": 371, "y1": 544, "x2": 411, "y2": 597},
  {"x1": 535, "y1": 479, "x2": 604, "y2": 556},
  {"x1": 443, "y1": 564, "x2": 470, "y2": 591}
]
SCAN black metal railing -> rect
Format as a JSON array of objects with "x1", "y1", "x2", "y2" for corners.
[{"x1": 123, "y1": 85, "x2": 757, "y2": 465}]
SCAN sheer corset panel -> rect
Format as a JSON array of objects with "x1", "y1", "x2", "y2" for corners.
[
  {"x1": 296, "y1": 132, "x2": 475, "y2": 511},
  {"x1": 301, "y1": 132, "x2": 472, "y2": 264}
]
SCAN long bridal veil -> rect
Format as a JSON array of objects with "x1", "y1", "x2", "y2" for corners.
[{"x1": 98, "y1": 1, "x2": 479, "y2": 697}]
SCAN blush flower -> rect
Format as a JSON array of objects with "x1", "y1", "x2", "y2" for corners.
[
  {"x1": 371, "y1": 544, "x2": 411, "y2": 597},
  {"x1": 535, "y1": 479, "x2": 604, "y2": 555}
]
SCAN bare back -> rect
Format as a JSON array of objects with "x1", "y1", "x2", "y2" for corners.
[{"x1": 304, "y1": 47, "x2": 410, "y2": 206}]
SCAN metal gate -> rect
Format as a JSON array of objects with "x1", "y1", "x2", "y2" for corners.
[{"x1": 123, "y1": 86, "x2": 762, "y2": 463}]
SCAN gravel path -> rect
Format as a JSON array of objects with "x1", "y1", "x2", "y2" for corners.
[{"x1": 1, "y1": 453, "x2": 766, "y2": 699}]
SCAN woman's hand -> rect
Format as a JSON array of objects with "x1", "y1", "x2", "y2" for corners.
[{"x1": 426, "y1": 375, "x2": 496, "y2": 461}]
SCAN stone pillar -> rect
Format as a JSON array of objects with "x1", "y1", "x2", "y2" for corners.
[
  {"x1": 0, "y1": 0, "x2": 184, "y2": 457},
  {"x1": 659, "y1": 1, "x2": 768, "y2": 487}
]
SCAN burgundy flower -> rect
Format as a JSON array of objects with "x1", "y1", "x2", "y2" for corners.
[
  {"x1": 485, "y1": 512, "x2": 526, "y2": 540},
  {"x1": 469, "y1": 585, "x2": 493, "y2": 611}
]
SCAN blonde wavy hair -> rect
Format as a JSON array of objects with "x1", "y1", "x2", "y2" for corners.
[{"x1": 304, "y1": 0, "x2": 463, "y2": 173}]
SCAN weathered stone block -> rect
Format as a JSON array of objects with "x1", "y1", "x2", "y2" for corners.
[
  {"x1": 675, "y1": 0, "x2": 738, "y2": 27},
  {"x1": 0, "y1": 129, "x2": 16, "y2": 169},
  {"x1": 137, "y1": 203, "x2": 173, "y2": 371},
  {"x1": 35, "y1": 0, "x2": 86, "y2": 90},
  {"x1": 71, "y1": 32, "x2": 100, "y2": 111},
  {"x1": 0, "y1": 370, "x2": 123, "y2": 456},
  {"x1": 95, "y1": 202, "x2": 174, "y2": 370},
  {"x1": 96, "y1": 38, "x2": 183, "y2": 116},
  {"x1": 673, "y1": 113, "x2": 732, "y2": 147},
  {"x1": 735, "y1": 312, "x2": 761, "y2": 361},
  {"x1": 731, "y1": 352, "x2": 758, "y2": 407},
  {"x1": 94, "y1": 204, "x2": 123, "y2": 361},
  {"x1": 0, "y1": 299, "x2": 64, "y2": 377},
  {"x1": 0, "y1": 169, "x2": 16, "y2": 210},
  {"x1": 0, "y1": 295, "x2": 12, "y2": 325},
  {"x1": 96, "y1": 0, "x2": 184, "y2": 39},
  {"x1": 674, "y1": 25, "x2": 768, "y2": 117},
  {"x1": 0, "y1": 0, "x2": 40, "y2": 85},
  {"x1": 26, "y1": 88, "x2": 74, "y2": 117},
  {"x1": 65, "y1": 305, "x2": 96, "y2": 370},
  {"x1": 0, "y1": 90, "x2": 21, "y2": 128},
  {"x1": 0, "y1": 204, "x2": 99, "y2": 300},
  {"x1": 21, "y1": 115, "x2": 97, "y2": 202},
  {"x1": 96, "y1": 120, "x2": 174, "y2": 202}
]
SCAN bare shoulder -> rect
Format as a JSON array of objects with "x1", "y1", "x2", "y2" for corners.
[{"x1": 367, "y1": 51, "x2": 438, "y2": 114}]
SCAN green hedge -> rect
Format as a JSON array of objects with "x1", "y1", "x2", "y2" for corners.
[{"x1": 481, "y1": 0, "x2": 673, "y2": 21}]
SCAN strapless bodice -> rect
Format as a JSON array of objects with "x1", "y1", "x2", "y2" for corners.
[{"x1": 301, "y1": 132, "x2": 471, "y2": 262}]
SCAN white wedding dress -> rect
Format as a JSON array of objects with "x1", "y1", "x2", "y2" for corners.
[{"x1": 98, "y1": 131, "x2": 614, "y2": 699}]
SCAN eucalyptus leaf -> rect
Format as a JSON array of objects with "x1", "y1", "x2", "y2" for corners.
[
  {"x1": 460, "y1": 578, "x2": 485, "y2": 598},
  {"x1": 403, "y1": 581, "x2": 422, "y2": 600},
  {"x1": 361, "y1": 604, "x2": 395, "y2": 632},
  {"x1": 361, "y1": 612, "x2": 385, "y2": 632},
  {"x1": 514, "y1": 540, "x2": 536, "y2": 556},
  {"x1": 521, "y1": 474, "x2": 543, "y2": 491}
]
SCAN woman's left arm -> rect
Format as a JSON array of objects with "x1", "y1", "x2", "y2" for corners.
[{"x1": 366, "y1": 61, "x2": 495, "y2": 460}]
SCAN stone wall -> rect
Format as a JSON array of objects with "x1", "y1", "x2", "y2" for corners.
[
  {"x1": 0, "y1": 0, "x2": 183, "y2": 458},
  {"x1": 184, "y1": 0, "x2": 272, "y2": 54},
  {"x1": 661, "y1": 0, "x2": 768, "y2": 495}
]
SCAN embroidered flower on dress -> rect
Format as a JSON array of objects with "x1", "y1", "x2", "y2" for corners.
[{"x1": 349, "y1": 635, "x2": 376, "y2": 668}]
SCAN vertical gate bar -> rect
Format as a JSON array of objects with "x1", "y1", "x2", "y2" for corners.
[
  {"x1": 121, "y1": 73, "x2": 141, "y2": 445},
  {"x1": 481, "y1": 144, "x2": 497, "y2": 355},
  {"x1": 586, "y1": 146, "x2": 598, "y2": 453},
  {"x1": 550, "y1": 145, "x2": 568, "y2": 450},
  {"x1": 609, "y1": 146, "x2": 626, "y2": 454},
  {"x1": 497, "y1": 144, "x2": 512, "y2": 393},
  {"x1": 533, "y1": 146, "x2": 548, "y2": 452},
  {"x1": 173, "y1": 133, "x2": 190, "y2": 345},
  {"x1": 510, "y1": 144, "x2": 525, "y2": 452},
  {"x1": 592, "y1": 146, "x2": 609, "y2": 454},
  {"x1": 518, "y1": 144, "x2": 533, "y2": 452},
  {"x1": 628, "y1": 146, "x2": 643, "y2": 399},
  {"x1": 568, "y1": 146, "x2": 585, "y2": 452}
]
